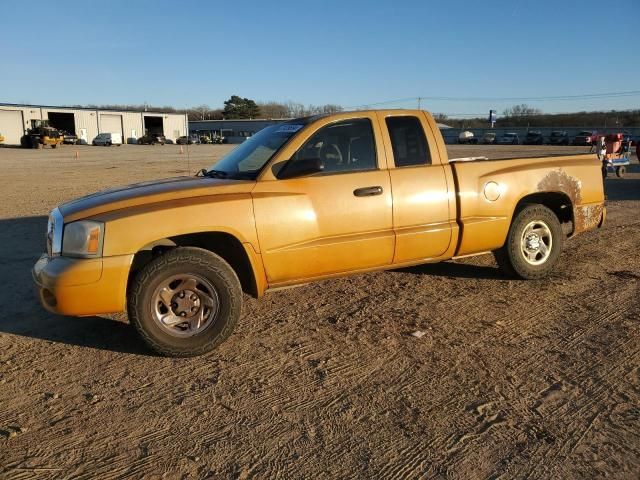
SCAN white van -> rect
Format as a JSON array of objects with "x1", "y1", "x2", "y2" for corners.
[{"x1": 92, "y1": 132, "x2": 123, "y2": 146}]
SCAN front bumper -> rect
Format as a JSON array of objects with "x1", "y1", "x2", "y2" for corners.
[{"x1": 32, "y1": 253, "x2": 134, "y2": 316}]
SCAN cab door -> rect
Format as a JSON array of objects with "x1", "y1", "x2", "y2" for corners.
[
  {"x1": 252, "y1": 114, "x2": 394, "y2": 285},
  {"x1": 376, "y1": 112, "x2": 454, "y2": 264}
]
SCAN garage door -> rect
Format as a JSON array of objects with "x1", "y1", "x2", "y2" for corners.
[
  {"x1": 0, "y1": 110, "x2": 24, "y2": 145},
  {"x1": 100, "y1": 114, "x2": 123, "y2": 136}
]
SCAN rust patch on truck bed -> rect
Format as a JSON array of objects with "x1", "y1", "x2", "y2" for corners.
[
  {"x1": 537, "y1": 169, "x2": 583, "y2": 205},
  {"x1": 573, "y1": 203, "x2": 604, "y2": 234},
  {"x1": 536, "y1": 169, "x2": 601, "y2": 235}
]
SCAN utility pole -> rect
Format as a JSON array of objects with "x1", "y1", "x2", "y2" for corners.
[{"x1": 417, "y1": 97, "x2": 422, "y2": 110}]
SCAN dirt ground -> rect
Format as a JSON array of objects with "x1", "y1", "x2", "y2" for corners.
[{"x1": 0, "y1": 143, "x2": 638, "y2": 479}]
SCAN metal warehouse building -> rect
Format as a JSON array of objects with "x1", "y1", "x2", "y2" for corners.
[{"x1": 0, "y1": 103, "x2": 188, "y2": 145}]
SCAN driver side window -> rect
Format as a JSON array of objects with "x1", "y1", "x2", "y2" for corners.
[{"x1": 293, "y1": 118, "x2": 377, "y2": 174}]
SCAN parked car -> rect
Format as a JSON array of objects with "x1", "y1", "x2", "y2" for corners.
[
  {"x1": 92, "y1": 133, "x2": 122, "y2": 146},
  {"x1": 572, "y1": 130, "x2": 597, "y2": 146},
  {"x1": 176, "y1": 135, "x2": 200, "y2": 145},
  {"x1": 32, "y1": 109, "x2": 606, "y2": 357},
  {"x1": 497, "y1": 133, "x2": 520, "y2": 145},
  {"x1": 137, "y1": 133, "x2": 166, "y2": 145},
  {"x1": 61, "y1": 131, "x2": 79, "y2": 145},
  {"x1": 481, "y1": 132, "x2": 497, "y2": 144},
  {"x1": 548, "y1": 131, "x2": 569, "y2": 146},
  {"x1": 458, "y1": 131, "x2": 478, "y2": 144},
  {"x1": 524, "y1": 131, "x2": 544, "y2": 145}
]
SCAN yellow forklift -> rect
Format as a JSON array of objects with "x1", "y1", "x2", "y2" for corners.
[{"x1": 21, "y1": 120, "x2": 64, "y2": 149}]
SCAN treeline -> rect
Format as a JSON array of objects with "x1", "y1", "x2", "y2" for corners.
[
  {"x1": 435, "y1": 105, "x2": 640, "y2": 129},
  {"x1": 73, "y1": 95, "x2": 343, "y2": 121},
  {"x1": 72, "y1": 99, "x2": 639, "y2": 127}
]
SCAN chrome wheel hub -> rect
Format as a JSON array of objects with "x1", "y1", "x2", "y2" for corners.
[
  {"x1": 151, "y1": 274, "x2": 219, "y2": 337},
  {"x1": 171, "y1": 289, "x2": 201, "y2": 318},
  {"x1": 520, "y1": 220, "x2": 552, "y2": 265}
]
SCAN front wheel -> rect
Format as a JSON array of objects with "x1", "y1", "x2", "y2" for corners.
[
  {"x1": 494, "y1": 204, "x2": 564, "y2": 279},
  {"x1": 127, "y1": 247, "x2": 242, "y2": 357},
  {"x1": 616, "y1": 166, "x2": 626, "y2": 177}
]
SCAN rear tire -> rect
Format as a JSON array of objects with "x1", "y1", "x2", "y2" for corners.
[
  {"x1": 128, "y1": 247, "x2": 242, "y2": 357},
  {"x1": 615, "y1": 166, "x2": 626, "y2": 177},
  {"x1": 494, "y1": 204, "x2": 564, "y2": 279}
]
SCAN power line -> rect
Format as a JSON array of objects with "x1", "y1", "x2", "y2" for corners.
[
  {"x1": 431, "y1": 108, "x2": 640, "y2": 118},
  {"x1": 345, "y1": 90, "x2": 640, "y2": 110}
]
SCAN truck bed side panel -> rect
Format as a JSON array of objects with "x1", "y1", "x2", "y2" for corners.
[{"x1": 451, "y1": 154, "x2": 604, "y2": 256}]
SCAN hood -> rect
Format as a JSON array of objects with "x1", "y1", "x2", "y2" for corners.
[{"x1": 59, "y1": 176, "x2": 255, "y2": 222}]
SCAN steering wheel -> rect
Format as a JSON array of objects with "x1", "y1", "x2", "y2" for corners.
[{"x1": 319, "y1": 143, "x2": 343, "y2": 168}]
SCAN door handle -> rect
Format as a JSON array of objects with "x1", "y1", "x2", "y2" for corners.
[{"x1": 353, "y1": 186, "x2": 383, "y2": 197}]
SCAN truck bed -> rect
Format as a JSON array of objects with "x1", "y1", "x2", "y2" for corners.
[
  {"x1": 447, "y1": 144, "x2": 594, "y2": 161},
  {"x1": 447, "y1": 151, "x2": 605, "y2": 257}
]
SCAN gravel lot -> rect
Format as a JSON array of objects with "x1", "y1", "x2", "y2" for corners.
[{"x1": 0, "y1": 144, "x2": 638, "y2": 479}]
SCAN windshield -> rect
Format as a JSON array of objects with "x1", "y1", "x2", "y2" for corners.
[
  {"x1": 207, "y1": 123, "x2": 305, "y2": 179},
  {"x1": 551, "y1": 131, "x2": 564, "y2": 136}
]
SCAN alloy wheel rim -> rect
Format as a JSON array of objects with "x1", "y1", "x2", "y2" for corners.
[
  {"x1": 520, "y1": 220, "x2": 553, "y2": 265},
  {"x1": 151, "y1": 274, "x2": 219, "y2": 337}
]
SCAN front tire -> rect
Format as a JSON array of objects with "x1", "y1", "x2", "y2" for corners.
[
  {"x1": 128, "y1": 247, "x2": 242, "y2": 357},
  {"x1": 494, "y1": 204, "x2": 564, "y2": 279}
]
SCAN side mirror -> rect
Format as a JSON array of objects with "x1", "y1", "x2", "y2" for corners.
[{"x1": 276, "y1": 157, "x2": 324, "y2": 179}]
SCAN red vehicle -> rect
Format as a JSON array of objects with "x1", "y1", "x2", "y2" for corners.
[{"x1": 573, "y1": 130, "x2": 598, "y2": 146}]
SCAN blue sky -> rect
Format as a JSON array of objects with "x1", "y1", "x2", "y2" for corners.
[{"x1": 1, "y1": 0, "x2": 638, "y2": 116}]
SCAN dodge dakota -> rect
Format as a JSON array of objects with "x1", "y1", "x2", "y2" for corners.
[{"x1": 33, "y1": 110, "x2": 606, "y2": 356}]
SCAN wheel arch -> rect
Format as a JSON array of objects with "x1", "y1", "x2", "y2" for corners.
[
  {"x1": 127, "y1": 231, "x2": 266, "y2": 299},
  {"x1": 512, "y1": 191, "x2": 573, "y2": 234}
]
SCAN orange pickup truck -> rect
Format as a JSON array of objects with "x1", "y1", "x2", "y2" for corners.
[{"x1": 33, "y1": 110, "x2": 605, "y2": 356}]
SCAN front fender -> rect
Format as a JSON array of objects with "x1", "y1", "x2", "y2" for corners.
[{"x1": 93, "y1": 193, "x2": 259, "y2": 257}]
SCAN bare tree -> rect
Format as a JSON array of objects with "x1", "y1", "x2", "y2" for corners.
[
  {"x1": 193, "y1": 104, "x2": 211, "y2": 120},
  {"x1": 432, "y1": 113, "x2": 449, "y2": 124},
  {"x1": 503, "y1": 104, "x2": 542, "y2": 117},
  {"x1": 257, "y1": 101, "x2": 290, "y2": 119}
]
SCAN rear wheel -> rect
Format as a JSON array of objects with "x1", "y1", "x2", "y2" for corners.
[
  {"x1": 494, "y1": 204, "x2": 564, "y2": 279},
  {"x1": 615, "y1": 166, "x2": 626, "y2": 177},
  {"x1": 128, "y1": 247, "x2": 242, "y2": 357}
]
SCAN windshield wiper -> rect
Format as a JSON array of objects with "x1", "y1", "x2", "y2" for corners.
[{"x1": 197, "y1": 169, "x2": 229, "y2": 179}]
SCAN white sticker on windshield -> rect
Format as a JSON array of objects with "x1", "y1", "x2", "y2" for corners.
[{"x1": 276, "y1": 124, "x2": 303, "y2": 133}]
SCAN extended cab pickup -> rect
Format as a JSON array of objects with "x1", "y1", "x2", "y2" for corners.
[{"x1": 33, "y1": 110, "x2": 606, "y2": 356}]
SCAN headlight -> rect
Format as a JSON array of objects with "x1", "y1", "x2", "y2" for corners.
[{"x1": 62, "y1": 221, "x2": 104, "y2": 258}]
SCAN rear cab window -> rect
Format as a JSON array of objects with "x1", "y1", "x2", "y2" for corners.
[{"x1": 385, "y1": 116, "x2": 431, "y2": 167}]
